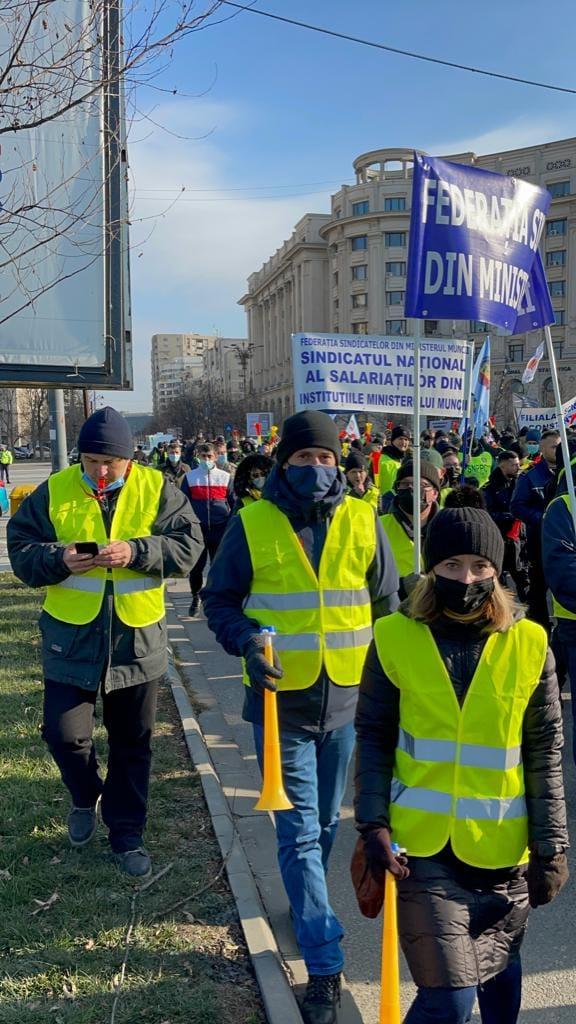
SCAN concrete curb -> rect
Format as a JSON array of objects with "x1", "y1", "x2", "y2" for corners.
[{"x1": 166, "y1": 647, "x2": 304, "y2": 1024}]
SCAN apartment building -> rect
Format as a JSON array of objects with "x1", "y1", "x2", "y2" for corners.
[
  {"x1": 150, "y1": 333, "x2": 216, "y2": 416},
  {"x1": 240, "y1": 138, "x2": 576, "y2": 425},
  {"x1": 202, "y1": 337, "x2": 251, "y2": 402}
]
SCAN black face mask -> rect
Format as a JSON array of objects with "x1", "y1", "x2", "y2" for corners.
[
  {"x1": 396, "y1": 488, "x2": 428, "y2": 515},
  {"x1": 444, "y1": 465, "x2": 459, "y2": 484},
  {"x1": 433, "y1": 575, "x2": 495, "y2": 615}
]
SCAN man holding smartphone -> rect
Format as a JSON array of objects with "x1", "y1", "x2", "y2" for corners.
[{"x1": 8, "y1": 407, "x2": 202, "y2": 878}]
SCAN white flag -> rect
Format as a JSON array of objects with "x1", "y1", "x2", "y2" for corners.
[{"x1": 521, "y1": 342, "x2": 545, "y2": 385}]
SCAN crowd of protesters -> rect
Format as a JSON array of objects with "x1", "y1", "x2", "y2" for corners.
[{"x1": 6, "y1": 407, "x2": 575, "y2": 1024}]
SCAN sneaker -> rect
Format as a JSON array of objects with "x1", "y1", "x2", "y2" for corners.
[
  {"x1": 301, "y1": 973, "x2": 341, "y2": 1024},
  {"x1": 67, "y1": 799, "x2": 99, "y2": 847},
  {"x1": 188, "y1": 595, "x2": 200, "y2": 617},
  {"x1": 113, "y1": 846, "x2": 152, "y2": 879}
]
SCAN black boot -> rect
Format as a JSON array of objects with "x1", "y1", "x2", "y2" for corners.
[
  {"x1": 188, "y1": 595, "x2": 200, "y2": 617},
  {"x1": 301, "y1": 972, "x2": 341, "y2": 1024}
]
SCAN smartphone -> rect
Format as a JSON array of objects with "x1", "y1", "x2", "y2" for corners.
[{"x1": 76, "y1": 542, "x2": 99, "y2": 557}]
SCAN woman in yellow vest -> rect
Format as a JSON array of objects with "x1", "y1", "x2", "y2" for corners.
[
  {"x1": 231, "y1": 452, "x2": 274, "y2": 512},
  {"x1": 354, "y1": 507, "x2": 568, "y2": 1024}
]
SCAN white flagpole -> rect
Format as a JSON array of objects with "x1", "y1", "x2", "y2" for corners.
[
  {"x1": 413, "y1": 322, "x2": 422, "y2": 574},
  {"x1": 544, "y1": 324, "x2": 576, "y2": 532},
  {"x1": 461, "y1": 338, "x2": 475, "y2": 478}
]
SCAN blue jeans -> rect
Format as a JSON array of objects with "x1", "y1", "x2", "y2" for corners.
[
  {"x1": 404, "y1": 959, "x2": 522, "y2": 1024},
  {"x1": 554, "y1": 621, "x2": 576, "y2": 762},
  {"x1": 253, "y1": 720, "x2": 355, "y2": 975}
]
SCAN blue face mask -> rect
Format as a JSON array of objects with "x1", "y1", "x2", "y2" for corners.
[
  {"x1": 168, "y1": 453, "x2": 180, "y2": 464},
  {"x1": 82, "y1": 472, "x2": 125, "y2": 493},
  {"x1": 285, "y1": 464, "x2": 338, "y2": 502},
  {"x1": 527, "y1": 443, "x2": 539, "y2": 456},
  {"x1": 200, "y1": 459, "x2": 214, "y2": 471}
]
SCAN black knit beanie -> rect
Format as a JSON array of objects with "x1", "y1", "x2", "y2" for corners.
[
  {"x1": 396, "y1": 459, "x2": 441, "y2": 492},
  {"x1": 391, "y1": 425, "x2": 411, "y2": 442},
  {"x1": 276, "y1": 411, "x2": 341, "y2": 465},
  {"x1": 345, "y1": 450, "x2": 367, "y2": 472},
  {"x1": 77, "y1": 406, "x2": 133, "y2": 459},
  {"x1": 424, "y1": 507, "x2": 504, "y2": 574}
]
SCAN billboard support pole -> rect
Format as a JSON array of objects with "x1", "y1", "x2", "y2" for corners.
[
  {"x1": 48, "y1": 389, "x2": 69, "y2": 472},
  {"x1": 544, "y1": 325, "x2": 576, "y2": 533}
]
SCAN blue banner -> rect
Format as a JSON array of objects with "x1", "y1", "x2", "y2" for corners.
[
  {"x1": 511, "y1": 251, "x2": 555, "y2": 334},
  {"x1": 405, "y1": 153, "x2": 551, "y2": 330}
]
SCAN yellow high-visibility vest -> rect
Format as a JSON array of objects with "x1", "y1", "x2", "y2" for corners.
[
  {"x1": 464, "y1": 452, "x2": 493, "y2": 487},
  {"x1": 546, "y1": 492, "x2": 576, "y2": 620},
  {"x1": 378, "y1": 454, "x2": 401, "y2": 495},
  {"x1": 380, "y1": 513, "x2": 421, "y2": 578},
  {"x1": 240, "y1": 496, "x2": 376, "y2": 690},
  {"x1": 374, "y1": 612, "x2": 547, "y2": 869},
  {"x1": 44, "y1": 463, "x2": 165, "y2": 627}
]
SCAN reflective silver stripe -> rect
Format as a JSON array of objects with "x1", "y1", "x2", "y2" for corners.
[
  {"x1": 114, "y1": 577, "x2": 160, "y2": 595},
  {"x1": 56, "y1": 576, "x2": 159, "y2": 595},
  {"x1": 244, "y1": 588, "x2": 371, "y2": 612},
  {"x1": 324, "y1": 625, "x2": 373, "y2": 649},
  {"x1": 459, "y1": 743, "x2": 522, "y2": 771},
  {"x1": 397, "y1": 730, "x2": 522, "y2": 771},
  {"x1": 56, "y1": 577, "x2": 104, "y2": 593},
  {"x1": 457, "y1": 795, "x2": 527, "y2": 821},
  {"x1": 390, "y1": 779, "x2": 453, "y2": 815},
  {"x1": 274, "y1": 633, "x2": 321, "y2": 652},
  {"x1": 323, "y1": 587, "x2": 371, "y2": 608},
  {"x1": 245, "y1": 593, "x2": 320, "y2": 611},
  {"x1": 390, "y1": 779, "x2": 527, "y2": 821},
  {"x1": 397, "y1": 728, "x2": 455, "y2": 763}
]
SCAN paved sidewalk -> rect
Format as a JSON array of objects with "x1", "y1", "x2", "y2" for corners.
[{"x1": 166, "y1": 579, "x2": 576, "y2": 1024}]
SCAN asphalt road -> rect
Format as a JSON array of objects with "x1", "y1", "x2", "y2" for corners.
[{"x1": 0, "y1": 461, "x2": 52, "y2": 570}]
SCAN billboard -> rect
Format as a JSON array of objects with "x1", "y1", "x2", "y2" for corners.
[{"x1": 0, "y1": 0, "x2": 131, "y2": 389}]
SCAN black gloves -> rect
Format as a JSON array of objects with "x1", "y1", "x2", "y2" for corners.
[
  {"x1": 244, "y1": 636, "x2": 283, "y2": 696},
  {"x1": 526, "y1": 852, "x2": 569, "y2": 908},
  {"x1": 363, "y1": 826, "x2": 410, "y2": 883}
]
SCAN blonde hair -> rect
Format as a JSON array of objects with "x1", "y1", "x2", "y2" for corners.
[{"x1": 407, "y1": 573, "x2": 518, "y2": 633}]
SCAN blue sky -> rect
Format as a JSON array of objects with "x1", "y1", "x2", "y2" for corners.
[{"x1": 110, "y1": 0, "x2": 576, "y2": 410}]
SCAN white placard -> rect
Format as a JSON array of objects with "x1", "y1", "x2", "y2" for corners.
[{"x1": 291, "y1": 332, "x2": 468, "y2": 416}]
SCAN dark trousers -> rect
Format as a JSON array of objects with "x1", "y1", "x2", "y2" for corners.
[
  {"x1": 404, "y1": 960, "x2": 522, "y2": 1023},
  {"x1": 0, "y1": 463, "x2": 10, "y2": 484},
  {"x1": 42, "y1": 678, "x2": 159, "y2": 852},
  {"x1": 189, "y1": 523, "x2": 227, "y2": 595}
]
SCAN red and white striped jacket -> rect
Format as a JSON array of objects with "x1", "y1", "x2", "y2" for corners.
[{"x1": 183, "y1": 466, "x2": 231, "y2": 529}]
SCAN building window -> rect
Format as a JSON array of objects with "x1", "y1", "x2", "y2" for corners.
[
  {"x1": 384, "y1": 197, "x2": 406, "y2": 212},
  {"x1": 555, "y1": 310, "x2": 566, "y2": 325},
  {"x1": 424, "y1": 320, "x2": 439, "y2": 336},
  {"x1": 385, "y1": 231, "x2": 406, "y2": 247},
  {"x1": 546, "y1": 249, "x2": 566, "y2": 267},
  {"x1": 386, "y1": 319, "x2": 406, "y2": 335},
  {"x1": 351, "y1": 235, "x2": 368, "y2": 251},
  {"x1": 352, "y1": 200, "x2": 369, "y2": 216},
  {"x1": 334, "y1": 208, "x2": 341, "y2": 219},
  {"x1": 333, "y1": 272, "x2": 339, "y2": 286},
  {"x1": 386, "y1": 290, "x2": 405, "y2": 305},
  {"x1": 549, "y1": 280, "x2": 566, "y2": 297},
  {"x1": 548, "y1": 180, "x2": 571, "y2": 199},
  {"x1": 470, "y1": 320, "x2": 490, "y2": 333},
  {"x1": 352, "y1": 322, "x2": 369, "y2": 334},
  {"x1": 352, "y1": 293, "x2": 368, "y2": 308},
  {"x1": 352, "y1": 264, "x2": 368, "y2": 281},
  {"x1": 386, "y1": 260, "x2": 406, "y2": 276},
  {"x1": 333, "y1": 298, "x2": 339, "y2": 310},
  {"x1": 508, "y1": 343, "x2": 524, "y2": 363},
  {"x1": 542, "y1": 377, "x2": 554, "y2": 405},
  {"x1": 546, "y1": 218, "x2": 567, "y2": 237}
]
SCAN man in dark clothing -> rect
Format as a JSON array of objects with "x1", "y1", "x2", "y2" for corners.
[
  {"x1": 380, "y1": 459, "x2": 441, "y2": 600},
  {"x1": 181, "y1": 442, "x2": 232, "y2": 616},
  {"x1": 483, "y1": 451, "x2": 530, "y2": 602},
  {"x1": 8, "y1": 408, "x2": 202, "y2": 878},
  {"x1": 132, "y1": 445, "x2": 149, "y2": 465},
  {"x1": 511, "y1": 429, "x2": 560, "y2": 628},
  {"x1": 202, "y1": 411, "x2": 399, "y2": 1024},
  {"x1": 161, "y1": 439, "x2": 190, "y2": 488}
]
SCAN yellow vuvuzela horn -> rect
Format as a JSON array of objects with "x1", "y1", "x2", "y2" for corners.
[
  {"x1": 254, "y1": 628, "x2": 293, "y2": 812},
  {"x1": 379, "y1": 854, "x2": 402, "y2": 1024}
]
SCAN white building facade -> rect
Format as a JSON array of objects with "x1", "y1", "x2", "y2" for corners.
[{"x1": 151, "y1": 333, "x2": 216, "y2": 416}]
